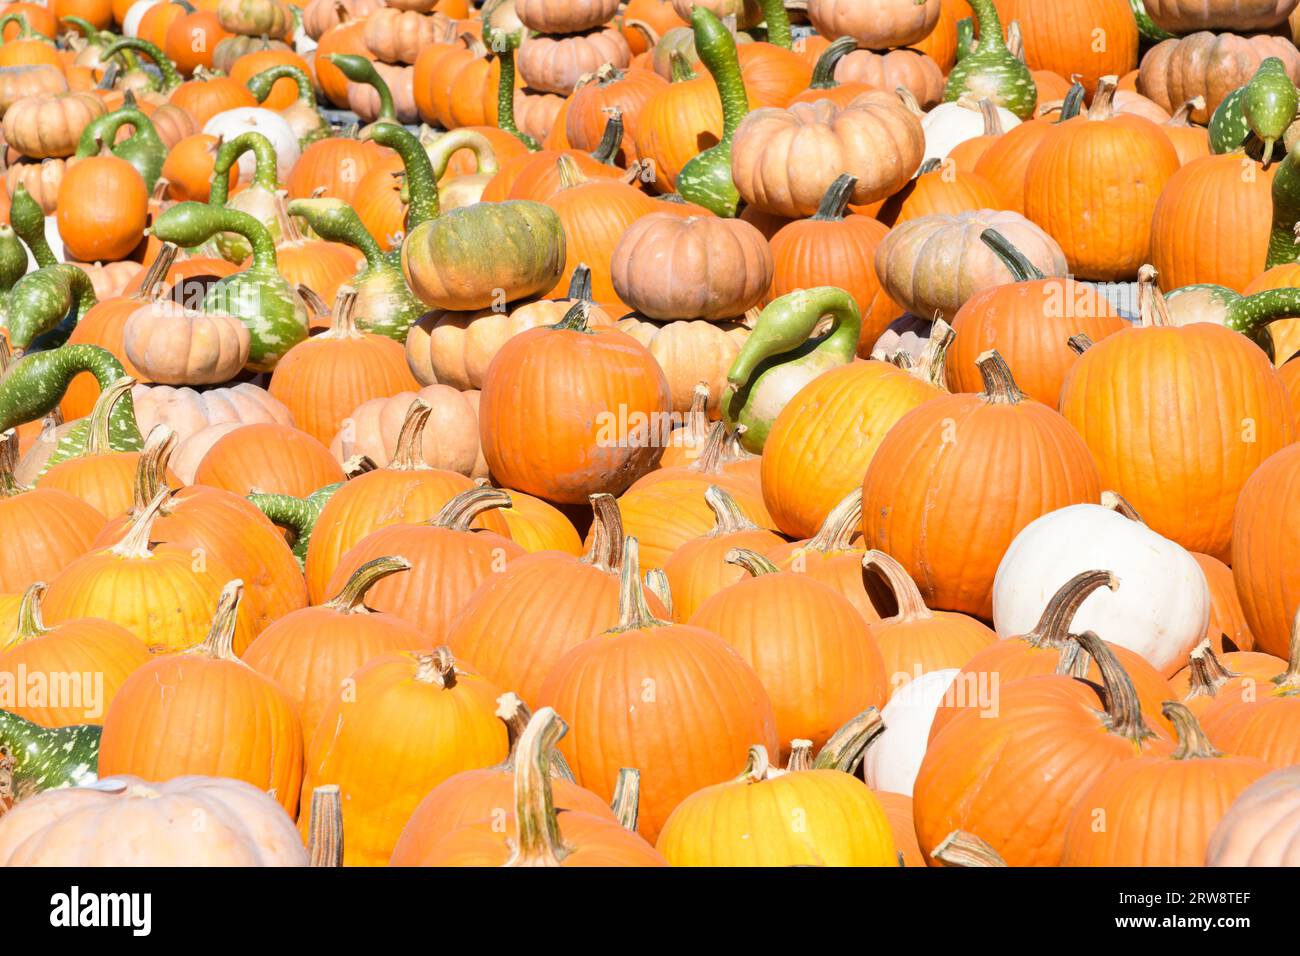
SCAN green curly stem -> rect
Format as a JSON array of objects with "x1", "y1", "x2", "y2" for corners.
[
  {"x1": 676, "y1": 6, "x2": 749, "y2": 217},
  {"x1": 809, "y1": 36, "x2": 854, "y2": 90},
  {"x1": 359, "y1": 121, "x2": 440, "y2": 230},
  {"x1": 980, "y1": 227, "x2": 1045, "y2": 282},
  {"x1": 5, "y1": 264, "x2": 99, "y2": 353},
  {"x1": 493, "y1": 39, "x2": 539, "y2": 151},
  {"x1": 0, "y1": 12, "x2": 39, "y2": 40},
  {"x1": 943, "y1": 0, "x2": 1036, "y2": 120},
  {"x1": 1225, "y1": 287, "x2": 1300, "y2": 362},
  {"x1": 75, "y1": 106, "x2": 166, "y2": 190},
  {"x1": 329, "y1": 53, "x2": 394, "y2": 123},
  {"x1": 248, "y1": 483, "x2": 342, "y2": 567},
  {"x1": 209, "y1": 131, "x2": 281, "y2": 205},
  {"x1": 101, "y1": 37, "x2": 183, "y2": 92},
  {"x1": 247, "y1": 62, "x2": 314, "y2": 105},
  {"x1": 9, "y1": 184, "x2": 56, "y2": 268}
]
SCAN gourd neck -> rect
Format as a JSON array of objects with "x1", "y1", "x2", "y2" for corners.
[
  {"x1": 968, "y1": 0, "x2": 1008, "y2": 53},
  {"x1": 248, "y1": 63, "x2": 316, "y2": 107},
  {"x1": 726, "y1": 287, "x2": 861, "y2": 387},
  {"x1": 756, "y1": 0, "x2": 791, "y2": 48},
  {"x1": 493, "y1": 40, "x2": 540, "y2": 151},
  {"x1": 101, "y1": 37, "x2": 183, "y2": 91},
  {"x1": 361, "y1": 122, "x2": 441, "y2": 229},
  {"x1": 329, "y1": 53, "x2": 394, "y2": 122},
  {"x1": 693, "y1": 6, "x2": 749, "y2": 144},
  {"x1": 209, "y1": 131, "x2": 280, "y2": 205},
  {"x1": 425, "y1": 127, "x2": 500, "y2": 181},
  {"x1": 286, "y1": 197, "x2": 387, "y2": 267}
]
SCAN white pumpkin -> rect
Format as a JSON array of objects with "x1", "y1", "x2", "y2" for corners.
[
  {"x1": 203, "y1": 109, "x2": 301, "y2": 181},
  {"x1": 863, "y1": 668, "x2": 958, "y2": 798},
  {"x1": 991, "y1": 501, "x2": 1210, "y2": 675},
  {"x1": 921, "y1": 99, "x2": 1020, "y2": 164},
  {"x1": 122, "y1": 0, "x2": 161, "y2": 38}
]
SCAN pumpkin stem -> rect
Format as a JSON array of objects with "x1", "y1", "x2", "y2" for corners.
[
  {"x1": 413, "y1": 645, "x2": 459, "y2": 688},
  {"x1": 624, "y1": 20, "x2": 661, "y2": 50},
  {"x1": 324, "y1": 285, "x2": 362, "y2": 339},
  {"x1": 431, "y1": 486, "x2": 512, "y2": 531},
  {"x1": 555, "y1": 154, "x2": 587, "y2": 191},
  {"x1": 610, "y1": 768, "x2": 641, "y2": 831},
  {"x1": 1022, "y1": 570, "x2": 1118, "y2": 649},
  {"x1": 933, "y1": 830, "x2": 1007, "y2": 867},
  {"x1": 1274, "y1": 606, "x2": 1300, "y2": 693},
  {"x1": 9, "y1": 581, "x2": 50, "y2": 645},
  {"x1": 583, "y1": 493, "x2": 626, "y2": 573},
  {"x1": 491, "y1": 692, "x2": 577, "y2": 780},
  {"x1": 1181, "y1": 640, "x2": 1236, "y2": 702},
  {"x1": 1168, "y1": 96, "x2": 1204, "y2": 127},
  {"x1": 975, "y1": 350, "x2": 1025, "y2": 404},
  {"x1": 1070, "y1": 630, "x2": 1158, "y2": 744},
  {"x1": 786, "y1": 740, "x2": 813, "y2": 771},
  {"x1": 324, "y1": 555, "x2": 412, "y2": 613},
  {"x1": 307, "y1": 785, "x2": 344, "y2": 867},
  {"x1": 1136, "y1": 265, "x2": 1175, "y2": 328},
  {"x1": 644, "y1": 567, "x2": 673, "y2": 620},
  {"x1": 863, "y1": 551, "x2": 932, "y2": 623},
  {"x1": 0, "y1": 429, "x2": 24, "y2": 498},
  {"x1": 682, "y1": 421, "x2": 730, "y2": 475},
  {"x1": 83, "y1": 377, "x2": 135, "y2": 456},
  {"x1": 703, "y1": 483, "x2": 760, "y2": 535},
  {"x1": 1101, "y1": 490, "x2": 1145, "y2": 523},
  {"x1": 504, "y1": 706, "x2": 571, "y2": 866},
  {"x1": 566, "y1": 264, "x2": 594, "y2": 303},
  {"x1": 190, "y1": 579, "x2": 244, "y2": 662},
  {"x1": 109, "y1": 487, "x2": 169, "y2": 560},
  {"x1": 814, "y1": 706, "x2": 884, "y2": 774},
  {"x1": 129, "y1": 424, "x2": 177, "y2": 514},
  {"x1": 552, "y1": 300, "x2": 593, "y2": 333},
  {"x1": 910, "y1": 318, "x2": 953, "y2": 390},
  {"x1": 1162, "y1": 701, "x2": 1223, "y2": 760},
  {"x1": 590, "y1": 109, "x2": 624, "y2": 166},
  {"x1": 1088, "y1": 75, "x2": 1118, "y2": 121},
  {"x1": 809, "y1": 36, "x2": 855, "y2": 90},
  {"x1": 980, "y1": 228, "x2": 1045, "y2": 282},
  {"x1": 895, "y1": 85, "x2": 924, "y2": 116},
  {"x1": 811, "y1": 173, "x2": 857, "y2": 223},
  {"x1": 387, "y1": 398, "x2": 434, "y2": 472},
  {"x1": 737, "y1": 744, "x2": 772, "y2": 783},
  {"x1": 804, "y1": 488, "x2": 863, "y2": 554},
  {"x1": 1067, "y1": 332, "x2": 1094, "y2": 355},
  {"x1": 725, "y1": 546, "x2": 780, "y2": 577},
  {"x1": 137, "y1": 242, "x2": 179, "y2": 302},
  {"x1": 614, "y1": 537, "x2": 670, "y2": 630},
  {"x1": 1059, "y1": 82, "x2": 1086, "y2": 121},
  {"x1": 975, "y1": 97, "x2": 1005, "y2": 136}
]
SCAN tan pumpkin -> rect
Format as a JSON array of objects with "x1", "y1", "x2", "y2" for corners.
[
  {"x1": 5, "y1": 157, "x2": 72, "y2": 214},
  {"x1": 834, "y1": 48, "x2": 946, "y2": 110},
  {"x1": 122, "y1": 301, "x2": 251, "y2": 386},
  {"x1": 0, "y1": 64, "x2": 67, "y2": 115},
  {"x1": 517, "y1": 27, "x2": 632, "y2": 97},
  {"x1": 364, "y1": 8, "x2": 451, "y2": 65},
  {"x1": 330, "y1": 385, "x2": 484, "y2": 478},
  {"x1": 517, "y1": 0, "x2": 619, "y2": 34},
  {"x1": 3, "y1": 91, "x2": 106, "y2": 160},
  {"x1": 807, "y1": 0, "x2": 942, "y2": 49},
  {"x1": 615, "y1": 316, "x2": 749, "y2": 416},
  {"x1": 1138, "y1": 32, "x2": 1300, "y2": 123}
]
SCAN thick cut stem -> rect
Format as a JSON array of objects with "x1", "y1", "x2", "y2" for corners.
[
  {"x1": 325, "y1": 556, "x2": 412, "y2": 613},
  {"x1": 1162, "y1": 701, "x2": 1223, "y2": 760},
  {"x1": 863, "y1": 551, "x2": 931, "y2": 623},
  {"x1": 504, "y1": 707, "x2": 571, "y2": 867},
  {"x1": 614, "y1": 537, "x2": 669, "y2": 631},
  {"x1": 981, "y1": 228, "x2": 1045, "y2": 281},
  {"x1": 10, "y1": 582, "x2": 49, "y2": 644},
  {"x1": 431, "y1": 486, "x2": 512, "y2": 531},
  {"x1": 804, "y1": 489, "x2": 863, "y2": 554},
  {"x1": 610, "y1": 768, "x2": 641, "y2": 832},
  {"x1": 412, "y1": 646, "x2": 458, "y2": 689},
  {"x1": 725, "y1": 546, "x2": 780, "y2": 577},
  {"x1": 307, "y1": 785, "x2": 344, "y2": 867},
  {"x1": 814, "y1": 707, "x2": 884, "y2": 774},
  {"x1": 933, "y1": 830, "x2": 1008, "y2": 867},
  {"x1": 1070, "y1": 630, "x2": 1158, "y2": 745},
  {"x1": 703, "y1": 484, "x2": 760, "y2": 535},
  {"x1": 1182, "y1": 640, "x2": 1237, "y2": 702},
  {"x1": 1021, "y1": 570, "x2": 1118, "y2": 649},
  {"x1": 83, "y1": 377, "x2": 135, "y2": 456},
  {"x1": 975, "y1": 350, "x2": 1026, "y2": 404},
  {"x1": 388, "y1": 399, "x2": 434, "y2": 471},
  {"x1": 191, "y1": 580, "x2": 244, "y2": 662},
  {"x1": 583, "y1": 493, "x2": 626, "y2": 573},
  {"x1": 811, "y1": 173, "x2": 857, "y2": 222},
  {"x1": 109, "y1": 488, "x2": 170, "y2": 560}
]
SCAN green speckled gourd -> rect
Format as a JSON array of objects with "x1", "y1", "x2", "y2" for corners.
[
  {"x1": 721, "y1": 287, "x2": 861, "y2": 453},
  {"x1": 247, "y1": 63, "x2": 329, "y2": 147},
  {"x1": 1129, "y1": 0, "x2": 1174, "y2": 42},
  {"x1": 248, "y1": 482, "x2": 343, "y2": 567},
  {"x1": 0, "y1": 709, "x2": 100, "y2": 802},
  {"x1": 756, "y1": 0, "x2": 791, "y2": 49},
  {"x1": 328, "y1": 52, "x2": 397, "y2": 130},
  {"x1": 1268, "y1": 137, "x2": 1300, "y2": 269},
  {"x1": 676, "y1": 6, "x2": 749, "y2": 217},
  {"x1": 0, "y1": 345, "x2": 143, "y2": 470},
  {"x1": 359, "y1": 120, "x2": 441, "y2": 234},
  {"x1": 74, "y1": 104, "x2": 167, "y2": 191},
  {"x1": 483, "y1": 26, "x2": 540, "y2": 151},
  {"x1": 955, "y1": 17, "x2": 974, "y2": 62},
  {"x1": 1165, "y1": 282, "x2": 1300, "y2": 363},
  {"x1": 10, "y1": 184, "x2": 56, "y2": 269},
  {"x1": 100, "y1": 37, "x2": 184, "y2": 93},
  {"x1": 3, "y1": 264, "x2": 97, "y2": 353},
  {"x1": 943, "y1": 0, "x2": 1036, "y2": 120},
  {"x1": 1211, "y1": 58, "x2": 1299, "y2": 163},
  {"x1": 151, "y1": 202, "x2": 308, "y2": 370},
  {"x1": 0, "y1": 226, "x2": 26, "y2": 293},
  {"x1": 207, "y1": 131, "x2": 284, "y2": 263}
]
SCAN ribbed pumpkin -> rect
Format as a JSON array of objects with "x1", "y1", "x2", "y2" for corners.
[
  {"x1": 564, "y1": 66, "x2": 666, "y2": 164},
  {"x1": 1060, "y1": 269, "x2": 1294, "y2": 562},
  {"x1": 285, "y1": 134, "x2": 389, "y2": 204},
  {"x1": 446, "y1": 495, "x2": 665, "y2": 705},
  {"x1": 0, "y1": 431, "x2": 106, "y2": 594},
  {"x1": 98, "y1": 581, "x2": 304, "y2": 817},
  {"x1": 1023, "y1": 77, "x2": 1179, "y2": 281},
  {"x1": 42, "y1": 490, "x2": 256, "y2": 654},
  {"x1": 1150, "y1": 153, "x2": 1276, "y2": 294},
  {"x1": 169, "y1": 73, "x2": 257, "y2": 127},
  {"x1": 1061, "y1": 702, "x2": 1271, "y2": 866},
  {"x1": 1206, "y1": 764, "x2": 1300, "y2": 866},
  {"x1": 495, "y1": 490, "x2": 582, "y2": 555},
  {"x1": 304, "y1": 400, "x2": 501, "y2": 602},
  {"x1": 267, "y1": 287, "x2": 419, "y2": 444},
  {"x1": 862, "y1": 351, "x2": 1101, "y2": 618},
  {"x1": 296, "y1": 645, "x2": 508, "y2": 865},
  {"x1": 997, "y1": 0, "x2": 1138, "y2": 97},
  {"x1": 193, "y1": 422, "x2": 346, "y2": 498},
  {"x1": 1169, "y1": 641, "x2": 1284, "y2": 718},
  {"x1": 915, "y1": 631, "x2": 1171, "y2": 866},
  {"x1": 688, "y1": 547, "x2": 888, "y2": 754},
  {"x1": 242, "y1": 556, "x2": 426, "y2": 740},
  {"x1": 973, "y1": 102, "x2": 1079, "y2": 215},
  {"x1": 765, "y1": 173, "x2": 903, "y2": 353},
  {"x1": 946, "y1": 228, "x2": 1127, "y2": 405},
  {"x1": 0, "y1": 582, "x2": 150, "y2": 727},
  {"x1": 1192, "y1": 552, "x2": 1255, "y2": 654},
  {"x1": 478, "y1": 302, "x2": 671, "y2": 505},
  {"x1": 760, "y1": 352, "x2": 942, "y2": 540},
  {"x1": 1233, "y1": 442, "x2": 1300, "y2": 659},
  {"x1": 538, "y1": 537, "x2": 778, "y2": 842},
  {"x1": 875, "y1": 160, "x2": 1004, "y2": 228},
  {"x1": 322, "y1": 486, "x2": 524, "y2": 643},
  {"x1": 860, "y1": 551, "x2": 996, "y2": 699}
]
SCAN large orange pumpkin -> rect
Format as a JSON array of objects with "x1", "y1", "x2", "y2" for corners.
[
  {"x1": 1232, "y1": 442, "x2": 1300, "y2": 659},
  {"x1": 193, "y1": 423, "x2": 346, "y2": 498}
]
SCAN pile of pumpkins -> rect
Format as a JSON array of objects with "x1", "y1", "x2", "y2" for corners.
[{"x1": 0, "y1": 0, "x2": 1298, "y2": 868}]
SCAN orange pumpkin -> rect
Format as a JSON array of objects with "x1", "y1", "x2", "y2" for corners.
[
  {"x1": 55, "y1": 148, "x2": 148, "y2": 262},
  {"x1": 193, "y1": 423, "x2": 345, "y2": 498},
  {"x1": 1192, "y1": 552, "x2": 1255, "y2": 655},
  {"x1": 1232, "y1": 442, "x2": 1300, "y2": 659},
  {"x1": 163, "y1": 8, "x2": 232, "y2": 75},
  {"x1": 1169, "y1": 641, "x2": 1283, "y2": 718}
]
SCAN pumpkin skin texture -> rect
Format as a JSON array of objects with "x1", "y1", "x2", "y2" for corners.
[
  {"x1": 517, "y1": 27, "x2": 632, "y2": 96},
  {"x1": 297, "y1": 647, "x2": 509, "y2": 866},
  {"x1": 478, "y1": 307, "x2": 672, "y2": 505},
  {"x1": 730, "y1": 93, "x2": 925, "y2": 219},
  {"x1": 807, "y1": 0, "x2": 941, "y2": 49},
  {"x1": 914, "y1": 633, "x2": 1172, "y2": 867},
  {"x1": 1059, "y1": 273, "x2": 1294, "y2": 564},
  {"x1": 656, "y1": 747, "x2": 898, "y2": 866},
  {"x1": 997, "y1": 0, "x2": 1138, "y2": 97},
  {"x1": 516, "y1": 0, "x2": 618, "y2": 33},
  {"x1": 56, "y1": 152, "x2": 149, "y2": 262},
  {"x1": 1150, "y1": 154, "x2": 1277, "y2": 294},
  {"x1": 1138, "y1": 32, "x2": 1300, "y2": 123},
  {"x1": 193, "y1": 423, "x2": 346, "y2": 498},
  {"x1": 0, "y1": 775, "x2": 308, "y2": 866},
  {"x1": 539, "y1": 538, "x2": 778, "y2": 843},
  {"x1": 98, "y1": 583, "x2": 304, "y2": 818},
  {"x1": 834, "y1": 48, "x2": 946, "y2": 110},
  {"x1": 1023, "y1": 82, "x2": 1180, "y2": 282},
  {"x1": 1206, "y1": 765, "x2": 1300, "y2": 866},
  {"x1": 760, "y1": 360, "x2": 941, "y2": 540},
  {"x1": 861, "y1": 353, "x2": 1101, "y2": 619},
  {"x1": 1061, "y1": 703, "x2": 1272, "y2": 867},
  {"x1": 1192, "y1": 552, "x2": 1254, "y2": 655},
  {"x1": 1232, "y1": 443, "x2": 1300, "y2": 660}
]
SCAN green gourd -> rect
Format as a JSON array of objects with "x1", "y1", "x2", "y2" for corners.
[
  {"x1": 756, "y1": 0, "x2": 791, "y2": 49},
  {"x1": 4, "y1": 263, "x2": 98, "y2": 353},
  {"x1": 0, "y1": 226, "x2": 26, "y2": 293},
  {"x1": 484, "y1": 27, "x2": 540, "y2": 151},
  {"x1": 1268, "y1": 138, "x2": 1300, "y2": 269},
  {"x1": 677, "y1": 6, "x2": 749, "y2": 217},
  {"x1": 1129, "y1": 0, "x2": 1175, "y2": 42},
  {"x1": 0, "y1": 344, "x2": 143, "y2": 471},
  {"x1": 246, "y1": 63, "x2": 329, "y2": 147},
  {"x1": 721, "y1": 286, "x2": 862, "y2": 453},
  {"x1": 0, "y1": 709, "x2": 101, "y2": 802},
  {"x1": 9, "y1": 184, "x2": 56, "y2": 269},
  {"x1": 74, "y1": 102, "x2": 167, "y2": 191},
  {"x1": 943, "y1": 0, "x2": 1036, "y2": 121},
  {"x1": 328, "y1": 52, "x2": 398, "y2": 129},
  {"x1": 248, "y1": 482, "x2": 344, "y2": 568},
  {"x1": 99, "y1": 36, "x2": 184, "y2": 93},
  {"x1": 359, "y1": 121, "x2": 441, "y2": 233},
  {"x1": 151, "y1": 203, "x2": 309, "y2": 370},
  {"x1": 1210, "y1": 59, "x2": 1299, "y2": 163},
  {"x1": 1164, "y1": 283, "x2": 1300, "y2": 363},
  {"x1": 208, "y1": 131, "x2": 285, "y2": 263},
  {"x1": 955, "y1": 17, "x2": 974, "y2": 61}
]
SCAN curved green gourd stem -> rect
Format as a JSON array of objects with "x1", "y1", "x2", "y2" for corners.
[
  {"x1": 955, "y1": 17, "x2": 974, "y2": 61},
  {"x1": 0, "y1": 13, "x2": 37, "y2": 40},
  {"x1": 1128, "y1": 0, "x2": 1174, "y2": 42},
  {"x1": 980, "y1": 227, "x2": 1045, "y2": 282},
  {"x1": 1226, "y1": 288, "x2": 1300, "y2": 362},
  {"x1": 0, "y1": 226, "x2": 27, "y2": 294},
  {"x1": 0, "y1": 709, "x2": 101, "y2": 796},
  {"x1": 248, "y1": 63, "x2": 315, "y2": 106},
  {"x1": 151, "y1": 202, "x2": 307, "y2": 370},
  {"x1": 943, "y1": 0, "x2": 1036, "y2": 120},
  {"x1": 10, "y1": 184, "x2": 56, "y2": 269},
  {"x1": 359, "y1": 121, "x2": 440, "y2": 230},
  {"x1": 756, "y1": 0, "x2": 791, "y2": 49},
  {"x1": 676, "y1": 6, "x2": 749, "y2": 217},
  {"x1": 490, "y1": 36, "x2": 540, "y2": 152},
  {"x1": 101, "y1": 37, "x2": 183, "y2": 92},
  {"x1": 329, "y1": 53, "x2": 394, "y2": 123},
  {"x1": 1243, "y1": 58, "x2": 1299, "y2": 169},
  {"x1": 248, "y1": 482, "x2": 342, "y2": 567},
  {"x1": 1267, "y1": 139, "x2": 1300, "y2": 269},
  {"x1": 5, "y1": 265, "x2": 98, "y2": 352},
  {"x1": 0, "y1": 345, "x2": 143, "y2": 469},
  {"x1": 808, "y1": 36, "x2": 854, "y2": 91},
  {"x1": 288, "y1": 196, "x2": 386, "y2": 267},
  {"x1": 74, "y1": 107, "x2": 166, "y2": 190},
  {"x1": 426, "y1": 128, "x2": 501, "y2": 181},
  {"x1": 209, "y1": 131, "x2": 281, "y2": 206},
  {"x1": 59, "y1": 15, "x2": 104, "y2": 42}
]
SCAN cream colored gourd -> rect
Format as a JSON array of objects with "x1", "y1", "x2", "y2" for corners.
[
  {"x1": 862, "y1": 668, "x2": 959, "y2": 798},
  {"x1": 921, "y1": 97, "x2": 1021, "y2": 163}
]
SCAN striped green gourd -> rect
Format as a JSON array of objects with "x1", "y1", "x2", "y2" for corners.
[
  {"x1": 247, "y1": 64, "x2": 329, "y2": 146},
  {"x1": 676, "y1": 5, "x2": 749, "y2": 217},
  {"x1": 208, "y1": 131, "x2": 286, "y2": 263},
  {"x1": 943, "y1": 0, "x2": 1036, "y2": 120},
  {"x1": 4, "y1": 263, "x2": 98, "y2": 353},
  {"x1": 75, "y1": 99, "x2": 167, "y2": 191},
  {"x1": 99, "y1": 36, "x2": 184, "y2": 93},
  {"x1": 0, "y1": 709, "x2": 101, "y2": 802},
  {"x1": 248, "y1": 482, "x2": 346, "y2": 567},
  {"x1": 1210, "y1": 58, "x2": 1299, "y2": 163}
]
